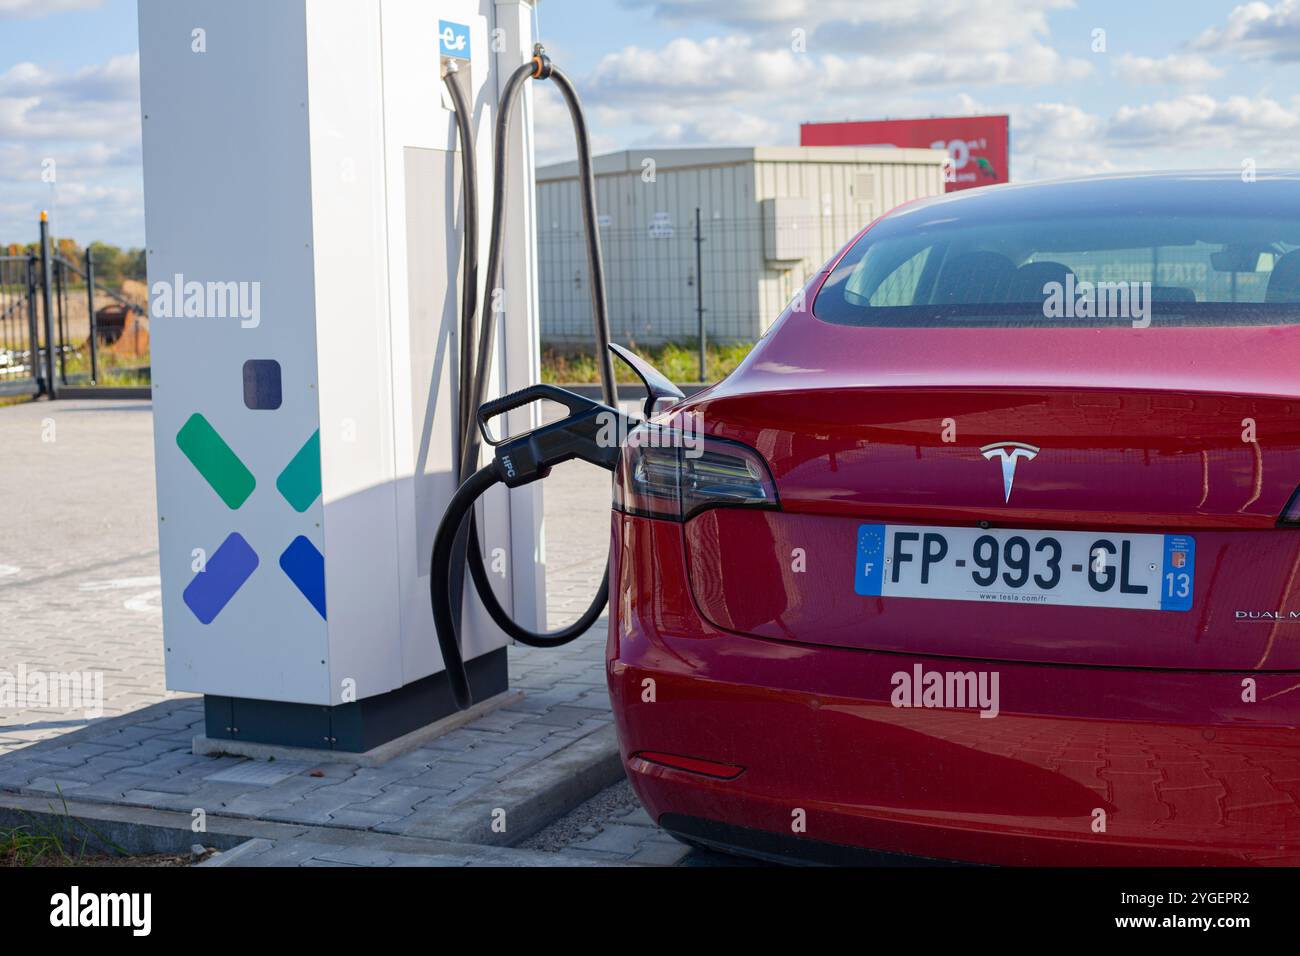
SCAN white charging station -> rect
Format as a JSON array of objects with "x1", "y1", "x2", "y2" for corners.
[{"x1": 138, "y1": 0, "x2": 546, "y2": 751}]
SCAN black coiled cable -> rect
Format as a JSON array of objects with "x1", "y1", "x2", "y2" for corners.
[{"x1": 433, "y1": 52, "x2": 619, "y2": 709}]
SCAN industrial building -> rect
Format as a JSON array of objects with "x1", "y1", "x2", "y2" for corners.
[{"x1": 536, "y1": 146, "x2": 948, "y2": 345}]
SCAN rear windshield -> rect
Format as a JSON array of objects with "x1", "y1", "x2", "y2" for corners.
[{"x1": 815, "y1": 208, "x2": 1300, "y2": 328}]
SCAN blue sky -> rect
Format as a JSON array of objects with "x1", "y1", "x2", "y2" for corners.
[{"x1": 2, "y1": 0, "x2": 1298, "y2": 247}]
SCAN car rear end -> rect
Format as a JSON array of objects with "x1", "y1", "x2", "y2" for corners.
[{"x1": 606, "y1": 172, "x2": 1300, "y2": 865}]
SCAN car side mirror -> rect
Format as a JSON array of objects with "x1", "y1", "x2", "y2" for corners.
[{"x1": 608, "y1": 342, "x2": 685, "y2": 419}]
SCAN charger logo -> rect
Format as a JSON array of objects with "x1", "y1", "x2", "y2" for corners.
[{"x1": 439, "y1": 20, "x2": 471, "y2": 60}]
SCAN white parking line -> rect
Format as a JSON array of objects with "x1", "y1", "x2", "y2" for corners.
[{"x1": 80, "y1": 576, "x2": 164, "y2": 615}]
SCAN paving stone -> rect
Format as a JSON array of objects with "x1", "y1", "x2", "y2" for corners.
[
  {"x1": 131, "y1": 751, "x2": 214, "y2": 776},
  {"x1": 230, "y1": 840, "x2": 353, "y2": 866},
  {"x1": 328, "y1": 765, "x2": 418, "y2": 794},
  {"x1": 570, "y1": 823, "x2": 653, "y2": 856},
  {"x1": 91, "y1": 725, "x2": 173, "y2": 748},
  {"x1": 518, "y1": 734, "x2": 586, "y2": 762},
  {"x1": 628, "y1": 842, "x2": 692, "y2": 866},
  {"x1": 465, "y1": 710, "x2": 532, "y2": 734},
  {"x1": 390, "y1": 852, "x2": 472, "y2": 867},
  {"x1": 463, "y1": 721, "x2": 555, "y2": 747},
  {"x1": 264, "y1": 791, "x2": 371, "y2": 825},
  {"x1": 461, "y1": 753, "x2": 544, "y2": 783},
  {"x1": 344, "y1": 785, "x2": 441, "y2": 817},
  {"x1": 206, "y1": 760, "x2": 312, "y2": 786},
  {"x1": 301, "y1": 762, "x2": 359, "y2": 780},
  {"x1": 555, "y1": 846, "x2": 626, "y2": 862},
  {"x1": 453, "y1": 740, "x2": 531, "y2": 766},
  {"x1": 612, "y1": 805, "x2": 656, "y2": 828},
  {"x1": 19, "y1": 742, "x2": 121, "y2": 766},
  {"x1": 526, "y1": 706, "x2": 601, "y2": 730},
  {"x1": 299, "y1": 859, "x2": 359, "y2": 867},
  {"x1": 308, "y1": 846, "x2": 402, "y2": 866},
  {"x1": 403, "y1": 761, "x2": 485, "y2": 790},
  {"x1": 67, "y1": 773, "x2": 166, "y2": 803},
  {"x1": 25, "y1": 754, "x2": 144, "y2": 785},
  {"x1": 135, "y1": 709, "x2": 205, "y2": 732},
  {"x1": 326, "y1": 808, "x2": 409, "y2": 829},
  {"x1": 118, "y1": 787, "x2": 217, "y2": 812},
  {"x1": 220, "y1": 782, "x2": 321, "y2": 818},
  {"x1": 24, "y1": 776, "x2": 89, "y2": 795}
]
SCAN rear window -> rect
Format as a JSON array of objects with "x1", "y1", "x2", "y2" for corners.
[{"x1": 816, "y1": 208, "x2": 1300, "y2": 328}]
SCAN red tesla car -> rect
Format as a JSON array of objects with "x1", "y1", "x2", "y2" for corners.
[{"x1": 606, "y1": 171, "x2": 1300, "y2": 865}]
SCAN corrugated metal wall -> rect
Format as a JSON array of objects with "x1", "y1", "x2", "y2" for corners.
[
  {"x1": 537, "y1": 150, "x2": 945, "y2": 345},
  {"x1": 750, "y1": 157, "x2": 947, "y2": 330},
  {"x1": 537, "y1": 159, "x2": 759, "y2": 344}
]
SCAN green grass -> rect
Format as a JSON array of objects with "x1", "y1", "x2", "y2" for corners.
[
  {"x1": 0, "y1": 788, "x2": 125, "y2": 866},
  {"x1": 0, "y1": 825, "x2": 75, "y2": 866},
  {"x1": 541, "y1": 340, "x2": 753, "y2": 385},
  {"x1": 59, "y1": 347, "x2": 151, "y2": 387}
]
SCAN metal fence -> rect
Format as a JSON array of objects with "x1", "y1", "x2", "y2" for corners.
[
  {"x1": 538, "y1": 212, "x2": 869, "y2": 348},
  {"x1": 0, "y1": 216, "x2": 148, "y2": 399},
  {"x1": 0, "y1": 255, "x2": 39, "y2": 393}
]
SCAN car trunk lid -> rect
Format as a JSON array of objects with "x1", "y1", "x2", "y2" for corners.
[{"x1": 677, "y1": 325, "x2": 1300, "y2": 670}]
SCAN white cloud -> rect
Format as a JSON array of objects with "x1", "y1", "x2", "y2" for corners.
[
  {"x1": 1109, "y1": 93, "x2": 1300, "y2": 147},
  {"x1": 563, "y1": 27, "x2": 1090, "y2": 174},
  {"x1": 588, "y1": 34, "x2": 1089, "y2": 107},
  {"x1": 810, "y1": 0, "x2": 1076, "y2": 55},
  {"x1": 1008, "y1": 102, "x2": 1114, "y2": 180},
  {"x1": 618, "y1": 0, "x2": 836, "y2": 27},
  {"x1": 0, "y1": 52, "x2": 141, "y2": 244},
  {"x1": 589, "y1": 36, "x2": 811, "y2": 100},
  {"x1": 820, "y1": 46, "x2": 1091, "y2": 89},
  {"x1": 0, "y1": 53, "x2": 139, "y2": 102},
  {"x1": 1112, "y1": 53, "x2": 1224, "y2": 85},
  {"x1": 1192, "y1": 0, "x2": 1300, "y2": 62},
  {"x1": 0, "y1": 0, "x2": 101, "y2": 18},
  {"x1": 620, "y1": 0, "x2": 1075, "y2": 51}
]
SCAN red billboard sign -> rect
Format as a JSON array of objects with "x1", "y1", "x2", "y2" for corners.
[{"x1": 801, "y1": 115, "x2": 1010, "y2": 192}]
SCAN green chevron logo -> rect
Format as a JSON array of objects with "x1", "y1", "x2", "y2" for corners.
[
  {"x1": 277, "y1": 430, "x2": 322, "y2": 513},
  {"x1": 175, "y1": 413, "x2": 325, "y2": 621},
  {"x1": 176, "y1": 414, "x2": 256, "y2": 509}
]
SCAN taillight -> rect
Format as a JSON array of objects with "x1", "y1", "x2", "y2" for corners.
[{"x1": 614, "y1": 426, "x2": 778, "y2": 520}]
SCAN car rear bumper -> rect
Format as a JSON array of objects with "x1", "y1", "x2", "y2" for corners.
[{"x1": 607, "y1": 513, "x2": 1300, "y2": 866}]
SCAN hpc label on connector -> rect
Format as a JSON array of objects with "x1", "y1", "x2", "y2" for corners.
[{"x1": 439, "y1": 20, "x2": 471, "y2": 60}]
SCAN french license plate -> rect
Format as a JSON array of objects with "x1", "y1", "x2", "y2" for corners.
[{"x1": 854, "y1": 524, "x2": 1195, "y2": 612}]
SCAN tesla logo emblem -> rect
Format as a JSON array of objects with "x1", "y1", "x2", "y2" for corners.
[{"x1": 980, "y1": 441, "x2": 1040, "y2": 502}]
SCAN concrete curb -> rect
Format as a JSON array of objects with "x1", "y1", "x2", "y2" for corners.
[
  {"x1": 0, "y1": 792, "x2": 625, "y2": 866},
  {"x1": 0, "y1": 793, "x2": 252, "y2": 856},
  {"x1": 398, "y1": 723, "x2": 625, "y2": 845},
  {"x1": 195, "y1": 837, "x2": 274, "y2": 866}
]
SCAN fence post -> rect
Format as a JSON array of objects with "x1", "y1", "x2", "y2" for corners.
[
  {"x1": 55, "y1": 258, "x2": 68, "y2": 384},
  {"x1": 86, "y1": 247, "x2": 98, "y2": 384},
  {"x1": 694, "y1": 207, "x2": 706, "y2": 382},
  {"x1": 37, "y1": 211, "x2": 57, "y2": 399},
  {"x1": 26, "y1": 255, "x2": 42, "y2": 393}
]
